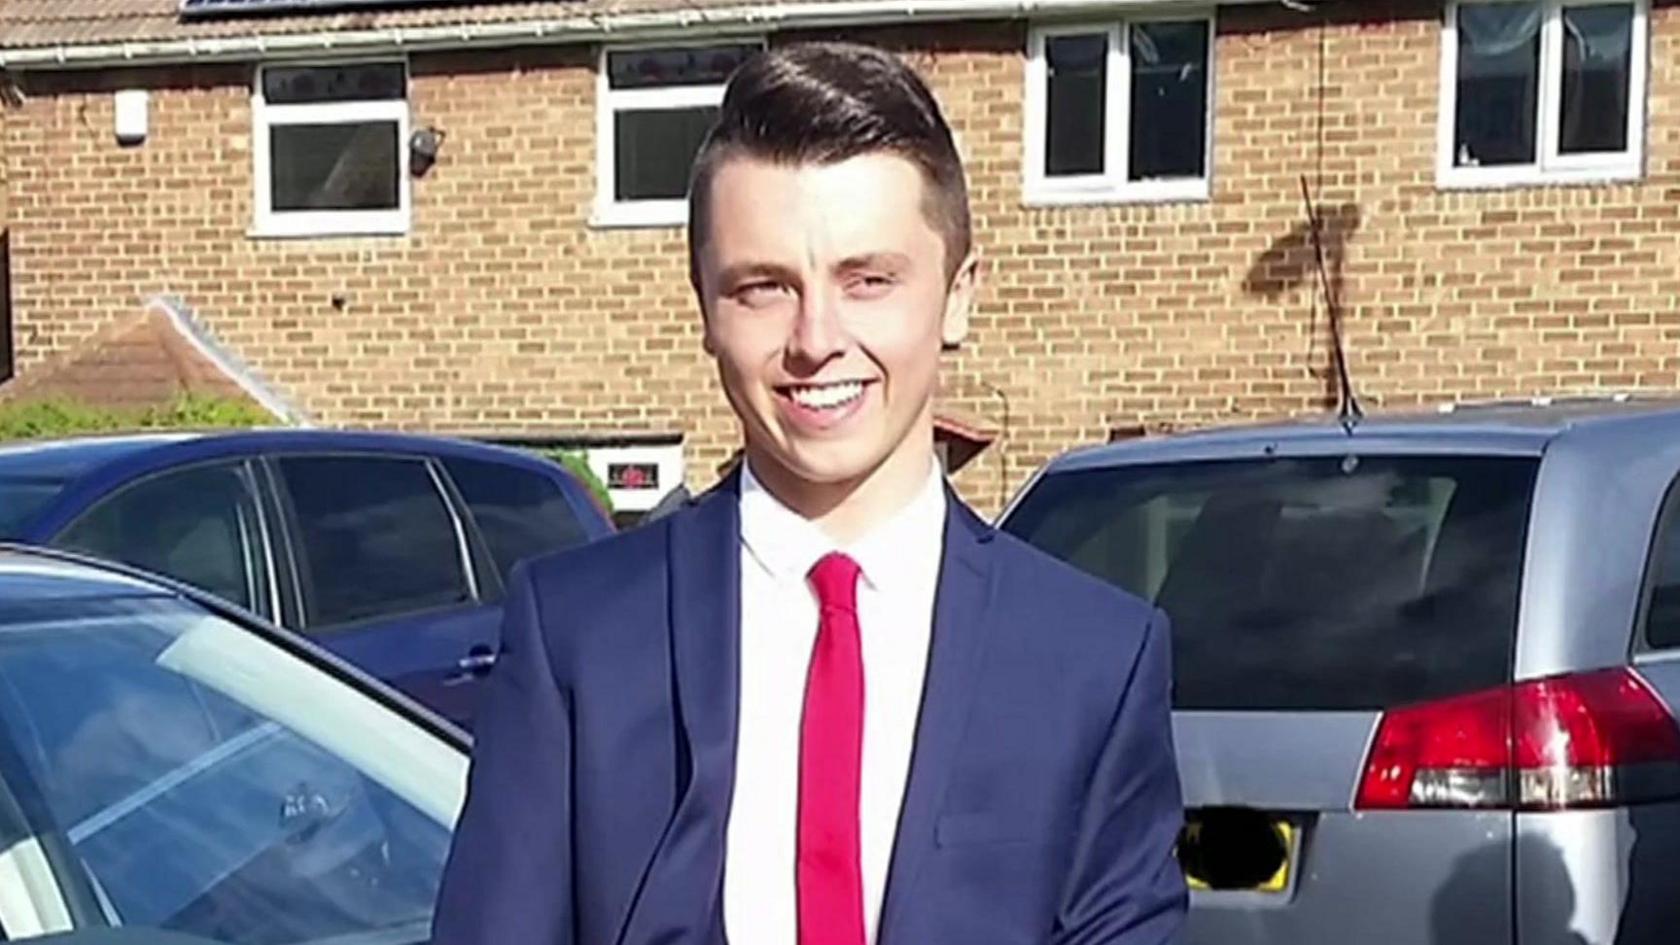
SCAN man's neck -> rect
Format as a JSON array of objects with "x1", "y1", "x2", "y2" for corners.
[{"x1": 744, "y1": 442, "x2": 939, "y2": 546}]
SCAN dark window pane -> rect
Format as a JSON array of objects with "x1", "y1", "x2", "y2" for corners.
[
  {"x1": 277, "y1": 457, "x2": 469, "y2": 629},
  {"x1": 1129, "y1": 20, "x2": 1210, "y2": 180},
  {"x1": 1454, "y1": 2, "x2": 1542, "y2": 167},
  {"x1": 1641, "y1": 481, "x2": 1680, "y2": 649},
  {"x1": 262, "y1": 64, "x2": 405, "y2": 104},
  {"x1": 1003, "y1": 456, "x2": 1538, "y2": 711},
  {"x1": 1045, "y1": 33, "x2": 1107, "y2": 177},
  {"x1": 607, "y1": 45, "x2": 758, "y2": 90},
  {"x1": 54, "y1": 464, "x2": 266, "y2": 614},
  {"x1": 614, "y1": 106, "x2": 718, "y2": 201},
  {"x1": 444, "y1": 458, "x2": 587, "y2": 582},
  {"x1": 1560, "y1": 4, "x2": 1634, "y2": 154},
  {"x1": 270, "y1": 122, "x2": 399, "y2": 212}
]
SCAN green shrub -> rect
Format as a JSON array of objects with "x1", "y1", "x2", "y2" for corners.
[
  {"x1": 530, "y1": 448, "x2": 612, "y2": 514},
  {"x1": 0, "y1": 394, "x2": 275, "y2": 442}
]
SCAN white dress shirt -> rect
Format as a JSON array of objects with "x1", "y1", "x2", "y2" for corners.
[{"x1": 722, "y1": 458, "x2": 948, "y2": 945}]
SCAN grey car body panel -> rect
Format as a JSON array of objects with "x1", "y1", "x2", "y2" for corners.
[
  {"x1": 1514, "y1": 416, "x2": 1680, "y2": 680},
  {"x1": 1174, "y1": 712, "x2": 1378, "y2": 811},
  {"x1": 1187, "y1": 811, "x2": 1512, "y2": 945}
]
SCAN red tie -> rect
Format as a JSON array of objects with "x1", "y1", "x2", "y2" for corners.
[{"x1": 799, "y1": 552, "x2": 868, "y2": 945}]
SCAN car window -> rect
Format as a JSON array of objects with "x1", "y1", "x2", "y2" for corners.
[
  {"x1": 1640, "y1": 478, "x2": 1680, "y2": 649},
  {"x1": 275, "y1": 456, "x2": 470, "y2": 629},
  {"x1": 53, "y1": 463, "x2": 270, "y2": 616},
  {"x1": 443, "y1": 457, "x2": 588, "y2": 582},
  {"x1": 0, "y1": 593, "x2": 463, "y2": 944},
  {"x1": 1003, "y1": 455, "x2": 1539, "y2": 711}
]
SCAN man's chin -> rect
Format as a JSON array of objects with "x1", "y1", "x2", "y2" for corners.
[{"x1": 751, "y1": 443, "x2": 880, "y2": 489}]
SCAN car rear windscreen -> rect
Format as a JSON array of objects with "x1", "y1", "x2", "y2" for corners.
[{"x1": 1003, "y1": 455, "x2": 1539, "y2": 711}]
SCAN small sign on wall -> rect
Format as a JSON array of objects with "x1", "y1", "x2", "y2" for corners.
[
  {"x1": 606, "y1": 462, "x2": 661, "y2": 493},
  {"x1": 586, "y1": 444, "x2": 685, "y2": 515}
]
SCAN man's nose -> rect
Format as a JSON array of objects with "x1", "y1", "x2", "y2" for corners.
[{"x1": 788, "y1": 289, "x2": 846, "y2": 368}]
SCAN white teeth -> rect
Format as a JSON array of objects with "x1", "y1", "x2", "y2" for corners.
[{"x1": 789, "y1": 381, "x2": 865, "y2": 409}]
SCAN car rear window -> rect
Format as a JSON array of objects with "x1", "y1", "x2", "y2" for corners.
[
  {"x1": 442, "y1": 457, "x2": 588, "y2": 583},
  {"x1": 1002, "y1": 455, "x2": 1539, "y2": 711}
]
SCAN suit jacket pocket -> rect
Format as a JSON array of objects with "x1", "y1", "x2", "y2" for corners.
[{"x1": 935, "y1": 807, "x2": 1077, "y2": 848}]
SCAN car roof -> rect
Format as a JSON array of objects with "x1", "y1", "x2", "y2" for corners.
[
  {"x1": 0, "y1": 543, "x2": 175, "y2": 603},
  {"x1": 1048, "y1": 395, "x2": 1680, "y2": 472},
  {"x1": 0, "y1": 427, "x2": 572, "y2": 480},
  {"x1": 0, "y1": 432, "x2": 200, "y2": 479}
]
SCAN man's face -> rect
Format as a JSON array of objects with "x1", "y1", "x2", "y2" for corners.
[{"x1": 694, "y1": 152, "x2": 975, "y2": 495}]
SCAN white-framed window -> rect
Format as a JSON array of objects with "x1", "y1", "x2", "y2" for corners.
[
  {"x1": 251, "y1": 61, "x2": 411, "y2": 238},
  {"x1": 1024, "y1": 14, "x2": 1215, "y2": 206},
  {"x1": 1438, "y1": 0, "x2": 1648, "y2": 189},
  {"x1": 594, "y1": 41, "x2": 762, "y2": 228}
]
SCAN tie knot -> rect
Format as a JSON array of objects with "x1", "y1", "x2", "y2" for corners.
[{"x1": 807, "y1": 552, "x2": 862, "y2": 615}]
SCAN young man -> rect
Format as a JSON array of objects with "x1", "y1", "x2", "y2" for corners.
[{"x1": 433, "y1": 41, "x2": 1186, "y2": 945}]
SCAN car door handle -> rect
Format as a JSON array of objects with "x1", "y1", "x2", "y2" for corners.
[{"x1": 457, "y1": 649, "x2": 498, "y2": 675}]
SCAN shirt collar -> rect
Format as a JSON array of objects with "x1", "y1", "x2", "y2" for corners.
[{"x1": 739, "y1": 457, "x2": 948, "y2": 593}]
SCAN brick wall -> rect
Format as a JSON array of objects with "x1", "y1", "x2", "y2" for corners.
[{"x1": 7, "y1": 2, "x2": 1680, "y2": 514}]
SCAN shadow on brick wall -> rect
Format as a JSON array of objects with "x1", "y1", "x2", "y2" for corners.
[{"x1": 1243, "y1": 202, "x2": 1362, "y2": 410}]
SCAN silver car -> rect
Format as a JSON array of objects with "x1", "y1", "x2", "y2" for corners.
[{"x1": 999, "y1": 397, "x2": 1680, "y2": 945}]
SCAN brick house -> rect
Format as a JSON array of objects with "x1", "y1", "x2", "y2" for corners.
[{"x1": 1, "y1": 0, "x2": 1677, "y2": 516}]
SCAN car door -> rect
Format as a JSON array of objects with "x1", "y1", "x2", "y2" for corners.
[
  {"x1": 266, "y1": 452, "x2": 497, "y2": 732},
  {"x1": 47, "y1": 459, "x2": 279, "y2": 621}
]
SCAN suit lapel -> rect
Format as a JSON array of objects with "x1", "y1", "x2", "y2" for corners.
[
  {"x1": 878, "y1": 494, "x2": 997, "y2": 943},
  {"x1": 615, "y1": 473, "x2": 742, "y2": 945}
]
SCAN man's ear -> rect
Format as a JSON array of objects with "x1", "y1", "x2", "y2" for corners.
[
  {"x1": 698, "y1": 297, "x2": 719, "y2": 356},
  {"x1": 693, "y1": 263, "x2": 719, "y2": 356},
  {"x1": 941, "y1": 252, "x2": 980, "y2": 348}
]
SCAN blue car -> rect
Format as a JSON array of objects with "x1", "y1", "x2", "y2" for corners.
[{"x1": 0, "y1": 429, "x2": 614, "y2": 732}]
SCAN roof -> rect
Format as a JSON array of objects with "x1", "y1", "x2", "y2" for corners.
[
  {"x1": 0, "y1": 0, "x2": 597, "y2": 48},
  {"x1": 0, "y1": 431, "x2": 197, "y2": 478},
  {"x1": 1048, "y1": 396, "x2": 1680, "y2": 472},
  {"x1": 0, "y1": 297, "x2": 300, "y2": 421},
  {"x1": 0, "y1": 0, "x2": 1273, "y2": 65},
  {"x1": 0, "y1": 427, "x2": 604, "y2": 498}
]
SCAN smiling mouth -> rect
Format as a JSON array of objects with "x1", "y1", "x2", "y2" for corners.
[{"x1": 778, "y1": 380, "x2": 871, "y2": 411}]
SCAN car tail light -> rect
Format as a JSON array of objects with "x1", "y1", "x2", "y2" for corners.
[{"x1": 1355, "y1": 668, "x2": 1680, "y2": 811}]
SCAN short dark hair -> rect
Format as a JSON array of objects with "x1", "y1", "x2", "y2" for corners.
[{"x1": 687, "y1": 41, "x2": 972, "y2": 287}]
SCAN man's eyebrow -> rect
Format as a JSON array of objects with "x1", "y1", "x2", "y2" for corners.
[
  {"x1": 716, "y1": 261, "x2": 800, "y2": 286},
  {"x1": 834, "y1": 252, "x2": 913, "y2": 274}
]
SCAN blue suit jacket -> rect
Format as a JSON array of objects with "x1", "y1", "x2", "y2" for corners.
[{"x1": 432, "y1": 476, "x2": 1187, "y2": 945}]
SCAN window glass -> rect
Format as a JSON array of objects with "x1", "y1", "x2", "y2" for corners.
[
  {"x1": 0, "y1": 594, "x2": 460, "y2": 943},
  {"x1": 55, "y1": 464, "x2": 268, "y2": 615},
  {"x1": 1045, "y1": 33, "x2": 1108, "y2": 177},
  {"x1": 1129, "y1": 20, "x2": 1211, "y2": 180},
  {"x1": 444, "y1": 458, "x2": 588, "y2": 581},
  {"x1": 276, "y1": 457, "x2": 469, "y2": 629},
  {"x1": 1004, "y1": 456, "x2": 1539, "y2": 710}
]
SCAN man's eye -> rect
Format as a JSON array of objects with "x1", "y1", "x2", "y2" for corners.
[
  {"x1": 848, "y1": 274, "x2": 896, "y2": 296},
  {"x1": 735, "y1": 281, "x2": 786, "y2": 303}
]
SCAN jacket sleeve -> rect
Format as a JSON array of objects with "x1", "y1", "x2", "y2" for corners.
[
  {"x1": 1050, "y1": 608, "x2": 1188, "y2": 945},
  {"x1": 432, "y1": 561, "x2": 574, "y2": 945}
]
